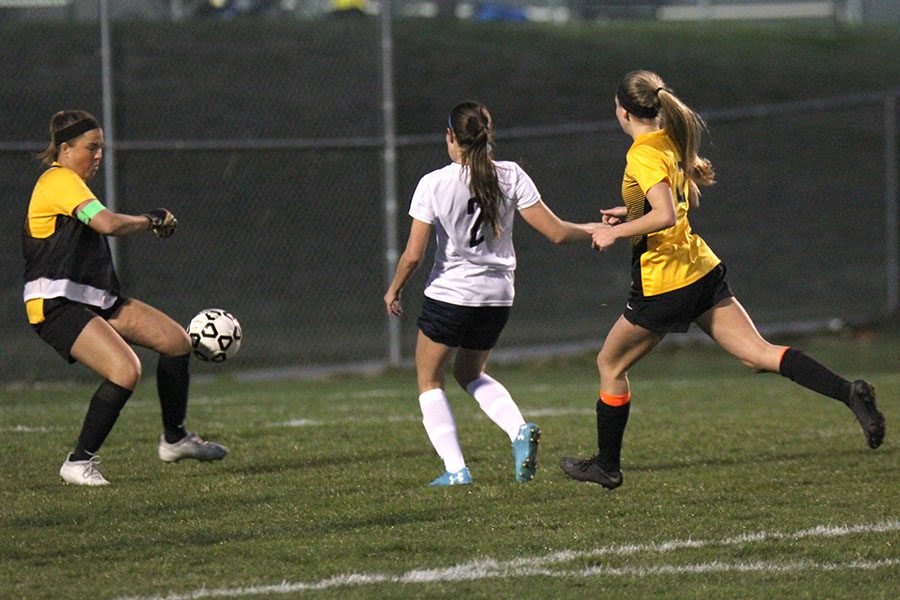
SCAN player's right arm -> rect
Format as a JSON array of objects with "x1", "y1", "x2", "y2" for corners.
[
  {"x1": 384, "y1": 218, "x2": 432, "y2": 316},
  {"x1": 519, "y1": 200, "x2": 599, "y2": 245}
]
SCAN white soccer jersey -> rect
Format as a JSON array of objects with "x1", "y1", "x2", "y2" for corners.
[{"x1": 409, "y1": 160, "x2": 541, "y2": 306}]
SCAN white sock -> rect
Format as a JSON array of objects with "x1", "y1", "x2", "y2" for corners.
[
  {"x1": 419, "y1": 388, "x2": 466, "y2": 473},
  {"x1": 466, "y1": 374, "x2": 525, "y2": 443}
]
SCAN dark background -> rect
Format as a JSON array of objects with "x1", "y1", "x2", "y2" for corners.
[{"x1": 1, "y1": 18, "x2": 898, "y2": 381}]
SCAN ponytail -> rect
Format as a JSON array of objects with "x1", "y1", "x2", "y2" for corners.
[
  {"x1": 618, "y1": 71, "x2": 715, "y2": 187},
  {"x1": 449, "y1": 101, "x2": 504, "y2": 237},
  {"x1": 657, "y1": 90, "x2": 715, "y2": 187}
]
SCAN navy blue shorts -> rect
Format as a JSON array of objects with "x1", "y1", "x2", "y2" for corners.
[
  {"x1": 417, "y1": 296, "x2": 511, "y2": 350},
  {"x1": 32, "y1": 296, "x2": 129, "y2": 363},
  {"x1": 623, "y1": 264, "x2": 733, "y2": 334}
]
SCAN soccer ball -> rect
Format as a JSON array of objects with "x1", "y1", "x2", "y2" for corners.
[{"x1": 187, "y1": 309, "x2": 242, "y2": 362}]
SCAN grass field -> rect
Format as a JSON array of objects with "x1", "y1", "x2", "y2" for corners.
[{"x1": 1, "y1": 325, "x2": 897, "y2": 599}]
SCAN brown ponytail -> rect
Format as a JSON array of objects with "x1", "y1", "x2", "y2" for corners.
[
  {"x1": 449, "y1": 101, "x2": 504, "y2": 237},
  {"x1": 618, "y1": 71, "x2": 715, "y2": 187}
]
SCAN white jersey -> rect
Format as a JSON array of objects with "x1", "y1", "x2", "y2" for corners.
[{"x1": 409, "y1": 160, "x2": 541, "y2": 306}]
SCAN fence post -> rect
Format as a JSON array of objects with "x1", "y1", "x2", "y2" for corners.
[
  {"x1": 381, "y1": 0, "x2": 401, "y2": 365},
  {"x1": 884, "y1": 92, "x2": 898, "y2": 316},
  {"x1": 99, "y1": 0, "x2": 120, "y2": 271}
]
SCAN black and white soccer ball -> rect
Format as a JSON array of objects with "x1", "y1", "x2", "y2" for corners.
[{"x1": 187, "y1": 309, "x2": 242, "y2": 362}]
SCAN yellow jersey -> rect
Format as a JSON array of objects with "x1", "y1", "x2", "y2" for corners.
[
  {"x1": 621, "y1": 129, "x2": 720, "y2": 296},
  {"x1": 22, "y1": 163, "x2": 120, "y2": 324}
]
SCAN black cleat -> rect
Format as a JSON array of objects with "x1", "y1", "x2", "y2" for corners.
[
  {"x1": 559, "y1": 455, "x2": 623, "y2": 489},
  {"x1": 846, "y1": 380, "x2": 885, "y2": 449}
]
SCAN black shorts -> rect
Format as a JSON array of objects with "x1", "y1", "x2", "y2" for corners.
[
  {"x1": 32, "y1": 296, "x2": 129, "y2": 363},
  {"x1": 417, "y1": 296, "x2": 511, "y2": 351},
  {"x1": 623, "y1": 264, "x2": 733, "y2": 334}
]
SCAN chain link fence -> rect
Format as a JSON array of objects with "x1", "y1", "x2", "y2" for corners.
[{"x1": 0, "y1": 8, "x2": 896, "y2": 382}]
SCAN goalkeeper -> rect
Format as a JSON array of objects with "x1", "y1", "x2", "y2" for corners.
[{"x1": 22, "y1": 110, "x2": 228, "y2": 487}]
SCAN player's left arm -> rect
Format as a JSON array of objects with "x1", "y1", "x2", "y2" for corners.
[
  {"x1": 600, "y1": 206, "x2": 628, "y2": 225},
  {"x1": 76, "y1": 200, "x2": 177, "y2": 238},
  {"x1": 592, "y1": 181, "x2": 676, "y2": 251}
]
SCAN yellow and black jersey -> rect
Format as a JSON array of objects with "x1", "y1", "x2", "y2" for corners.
[
  {"x1": 22, "y1": 163, "x2": 120, "y2": 324},
  {"x1": 621, "y1": 129, "x2": 720, "y2": 296}
]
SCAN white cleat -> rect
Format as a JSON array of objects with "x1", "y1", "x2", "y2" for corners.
[
  {"x1": 158, "y1": 431, "x2": 229, "y2": 462},
  {"x1": 60, "y1": 456, "x2": 109, "y2": 486}
]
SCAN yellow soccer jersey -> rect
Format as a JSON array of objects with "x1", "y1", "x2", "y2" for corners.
[
  {"x1": 22, "y1": 163, "x2": 119, "y2": 324},
  {"x1": 621, "y1": 129, "x2": 720, "y2": 296},
  {"x1": 27, "y1": 163, "x2": 95, "y2": 238}
]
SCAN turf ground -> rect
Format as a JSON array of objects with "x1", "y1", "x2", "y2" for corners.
[{"x1": 1, "y1": 326, "x2": 897, "y2": 599}]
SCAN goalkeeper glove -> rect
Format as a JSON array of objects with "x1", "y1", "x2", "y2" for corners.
[{"x1": 143, "y1": 208, "x2": 177, "y2": 238}]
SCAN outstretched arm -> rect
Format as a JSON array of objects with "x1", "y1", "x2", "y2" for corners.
[
  {"x1": 518, "y1": 199, "x2": 598, "y2": 245},
  {"x1": 384, "y1": 218, "x2": 432, "y2": 316},
  {"x1": 76, "y1": 199, "x2": 177, "y2": 238}
]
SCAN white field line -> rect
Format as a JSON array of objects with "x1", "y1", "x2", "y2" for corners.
[
  {"x1": 2, "y1": 406, "x2": 593, "y2": 435},
  {"x1": 555, "y1": 558, "x2": 899, "y2": 577},
  {"x1": 525, "y1": 407, "x2": 594, "y2": 417},
  {"x1": 114, "y1": 520, "x2": 900, "y2": 600},
  {"x1": 269, "y1": 407, "x2": 593, "y2": 428},
  {"x1": 320, "y1": 382, "x2": 592, "y2": 402},
  {"x1": 186, "y1": 397, "x2": 233, "y2": 406},
  {"x1": 325, "y1": 389, "x2": 405, "y2": 400},
  {"x1": 0, "y1": 425, "x2": 55, "y2": 433}
]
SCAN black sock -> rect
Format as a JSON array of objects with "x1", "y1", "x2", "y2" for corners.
[
  {"x1": 779, "y1": 348, "x2": 852, "y2": 402},
  {"x1": 71, "y1": 380, "x2": 133, "y2": 460},
  {"x1": 158, "y1": 353, "x2": 190, "y2": 444},
  {"x1": 597, "y1": 398, "x2": 631, "y2": 473}
]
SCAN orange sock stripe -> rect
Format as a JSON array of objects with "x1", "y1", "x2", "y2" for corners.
[
  {"x1": 599, "y1": 390, "x2": 631, "y2": 406},
  {"x1": 778, "y1": 346, "x2": 791, "y2": 365}
]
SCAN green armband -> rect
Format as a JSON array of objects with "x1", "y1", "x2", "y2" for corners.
[{"x1": 76, "y1": 199, "x2": 106, "y2": 225}]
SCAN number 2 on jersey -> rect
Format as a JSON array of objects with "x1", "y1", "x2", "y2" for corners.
[{"x1": 467, "y1": 197, "x2": 485, "y2": 247}]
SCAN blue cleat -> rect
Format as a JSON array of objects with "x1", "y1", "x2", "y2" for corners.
[
  {"x1": 512, "y1": 422, "x2": 541, "y2": 482},
  {"x1": 429, "y1": 467, "x2": 472, "y2": 487}
]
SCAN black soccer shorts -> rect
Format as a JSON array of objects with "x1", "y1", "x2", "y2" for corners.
[
  {"x1": 417, "y1": 296, "x2": 511, "y2": 350},
  {"x1": 623, "y1": 264, "x2": 734, "y2": 334},
  {"x1": 32, "y1": 296, "x2": 128, "y2": 363}
]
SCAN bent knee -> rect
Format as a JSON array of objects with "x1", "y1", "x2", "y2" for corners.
[
  {"x1": 109, "y1": 357, "x2": 142, "y2": 389},
  {"x1": 452, "y1": 368, "x2": 481, "y2": 390},
  {"x1": 597, "y1": 351, "x2": 626, "y2": 380},
  {"x1": 160, "y1": 328, "x2": 192, "y2": 357}
]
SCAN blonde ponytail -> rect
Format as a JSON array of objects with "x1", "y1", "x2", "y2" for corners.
[
  {"x1": 657, "y1": 89, "x2": 715, "y2": 187},
  {"x1": 618, "y1": 71, "x2": 715, "y2": 187}
]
